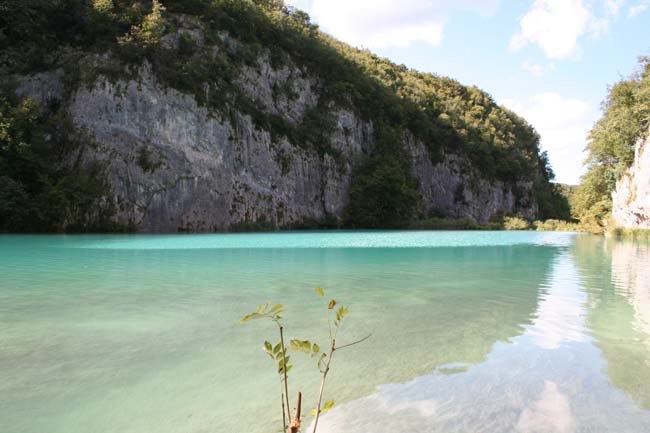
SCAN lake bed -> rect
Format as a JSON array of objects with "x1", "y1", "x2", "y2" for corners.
[{"x1": 1, "y1": 232, "x2": 649, "y2": 433}]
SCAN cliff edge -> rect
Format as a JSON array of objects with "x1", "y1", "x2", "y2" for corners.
[{"x1": 613, "y1": 132, "x2": 650, "y2": 229}]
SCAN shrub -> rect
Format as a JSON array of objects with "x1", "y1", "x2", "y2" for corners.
[
  {"x1": 503, "y1": 216, "x2": 530, "y2": 231},
  {"x1": 607, "y1": 226, "x2": 650, "y2": 239},
  {"x1": 346, "y1": 153, "x2": 420, "y2": 228},
  {"x1": 533, "y1": 219, "x2": 581, "y2": 232}
]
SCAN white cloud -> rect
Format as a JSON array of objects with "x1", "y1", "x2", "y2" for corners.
[
  {"x1": 502, "y1": 93, "x2": 598, "y2": 185},
  {"x1": 628, "y1": 0, "x2": 650, "y2": 17},
  {"x1": 309, "y1": 0, "x2": 500, "y2": 49},
  {"x1": 510, "y1": 0, "x2": 624, "y2": 60},
  {"x1": 517, "y1": 381, "x2": 575, "y2": 433},
  {"x1": 510, "y1": 0, "x2": 591, "y2": 59},
  {"x1": 605, "y1": 0, "x2": 626, "y2": 15},
  {"x1": 521, "y1": 61, "x2": 555, "y2": 77}
]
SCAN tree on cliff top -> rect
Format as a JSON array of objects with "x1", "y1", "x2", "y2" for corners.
[{"x1": 573, "y1": 56, "x2": 650, "y2": 228}]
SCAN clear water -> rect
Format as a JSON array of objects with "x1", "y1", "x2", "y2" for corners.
[{"x1": 1, "y1": 231, "x2": 649, "y2": 433}]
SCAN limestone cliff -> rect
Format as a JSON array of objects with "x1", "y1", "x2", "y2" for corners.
[
  {"x1": 612, "y1": 133, "x2": 650, "y2": 229},
  {"x1": 17, "y1": 58, "x2": 535, "y2": 232},
  {"x1": 6, "y1": 4, "x2": 555, "y2": 233}
]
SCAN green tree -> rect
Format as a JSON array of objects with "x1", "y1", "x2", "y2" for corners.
[
  {"x1": 118, "y1": 0, "x2": 166, "y2": 55},
  {"x1": 346, "y1": 154, "x2": 421, "y2": 228},
  {"x1": 574, "y1": 56, "x2": 650, "y2": 227},
  {"x1": 0, "y1": 95, "x2": 112, "y2": 232}
]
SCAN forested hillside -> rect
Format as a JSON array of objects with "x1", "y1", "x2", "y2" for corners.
[
  {"x1": 0, "y1": 0, "x2": 569, "y2": 232},
  {"x1": 573, "y1": 56, "x2": 650, "y2": 230}
]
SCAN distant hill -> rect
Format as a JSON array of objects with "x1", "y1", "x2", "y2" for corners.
[{"x1": 0, "y1": 0, "x2": 569, "y2": 232}]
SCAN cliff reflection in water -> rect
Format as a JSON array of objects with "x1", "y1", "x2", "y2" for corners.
[
  {"x1": 578, "y1": 237, "x2": 650, "y2": 409},
  {"x1": 315, "y1": 240, "x2": 650, "y2": 433}
]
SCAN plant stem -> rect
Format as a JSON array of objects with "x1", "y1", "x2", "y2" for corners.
[
  {"x1": 280, "y1": 380, "x2": 287, "y2": 433},
  {"x1": 279, "y1": 324, "x2": 292, "y2": 426},
  {"x1": 310, "y1": 334, "x2": 371, "y2": 433},
  {"x1": 290, "y1": 392, "x2": 302, "y2": 433},
  {"x1": 312, "y1": 340, "x2": 335, "y2": 433},
  {"x1": 335, "y1": 334, "x2": 372, "y2": 351}
]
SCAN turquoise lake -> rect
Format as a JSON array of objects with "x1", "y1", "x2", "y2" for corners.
[{"x1": 1, "y1": 231, "x2": 650, "y2": 433}]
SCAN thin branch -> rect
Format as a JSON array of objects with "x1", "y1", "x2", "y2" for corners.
[
  {"x1": 280, "y1": 380, "x2": 287, "y2": 433},
  {"x1": 327, "y1": 309, "x2": 333, "y2": 344},
  {"x1": 312, "y1": 340, "x2": 335, "y2": 433},
  {"x1": 335, "y1": 334, "x2": 372, "y2": 351},
  {"x1": 278, "y1": 324, "x2": 292, "y2": 426},
  {"x1": 289, "y1": 392, "x2": 302, "y2": 433}
]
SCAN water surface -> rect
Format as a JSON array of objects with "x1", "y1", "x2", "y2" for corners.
[{"x1": 1, "y1": 232, "x2": 649, "y2": 433}]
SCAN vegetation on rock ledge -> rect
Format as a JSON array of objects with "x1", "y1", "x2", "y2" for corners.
[
  {"x1": 573, "y1": 56, "x2": 650, "y2": 230},
  {"x1": 1, "y1": 0, "x2": 571, "y2": 231}
]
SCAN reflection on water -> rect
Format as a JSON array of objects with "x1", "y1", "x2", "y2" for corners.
[
  {"x1": 612, "y1": 242, "x2": 650, "y2": 346},
  {"x1": 580, "y1": 238, "x2": 650, "y2": 410},
  {"x1": 315, "y1": 243, "x2": 650, "y2": 433},
  {"x1": 526, "y1": 254, "x2": 588, "y2": 350},
  {"x1": 517, "y1": 381, "x2": 573, "y2": 433},
  {"x1": 1, "y1": 233, "x2": 650, "y2": 433}
]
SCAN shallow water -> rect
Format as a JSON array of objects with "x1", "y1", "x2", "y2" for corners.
[{"x1": 0, "y1": 231, "x2": 649, "y2": 433}]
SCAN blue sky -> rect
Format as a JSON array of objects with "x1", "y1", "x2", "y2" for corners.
[{"x1": 286, "y1": 0, "x2": 650, "y2": 184}]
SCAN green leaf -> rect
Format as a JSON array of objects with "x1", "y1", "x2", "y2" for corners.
[
  {"x1": 315, "y1": 287, "x2": 324, "y2": 297},
  {"x1": 278, "y1": 362, "x2": 293, "y2": 375},
  {"x1": 312, "y1": 343, "x2": 320, "y2": 353},
  {"x1": 311, "y1": 400, "x2": 335, "y2": 417},
  {"x1": 317, "y1": 353, "x2": 327, "y2": 370},
  {"x1": 289, "y1": 339, "x2": 312, "y2": 353},
  {"x1": 270, "y1": 303, "x2": 284, "y2": 313},
  {"x1": 264, "y1": 341, "x2": 272, "y2": 354},
  {"x1": 239, "y1": 311, "x2": 264, "y2": 323},
  {"x1": 335, "y1": 306, "x2": 349, "y2": 324},
  {"x1": 273, "y1": 342, "x2": 282, "y2": 354},
  {"x1": 328, "y1": 299, "x2": 337, "y2": 310},
  {"x1": 322, "y1": 400, "x2": 335, "y2": 413}
]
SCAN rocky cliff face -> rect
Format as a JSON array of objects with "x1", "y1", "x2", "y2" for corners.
[
  {"x1": 16, "y1": 56, "x2": 536, "y2": 232},
  {"x1": 612, "y1": 133, "x2": 650, "y2": 229}
]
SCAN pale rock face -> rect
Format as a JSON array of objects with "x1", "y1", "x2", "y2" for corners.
[
  {"x1": 612, "y1": 134, "x2": 650, "y2": 229},
  {"x1": 67, "y1": 63, "x2": 357, "y2": 232},
  {"x1": 15, "y1": 69, "x2": 65, "y2": 107},
  {"x1": 238, "y1": 53, "x2": 319, "y2": 125},
  {"x1": 404, "y1": 133, "x2": 537, "y2": 222},
  {"x1": 15, "y1": 54, "x2": 537, "y2": 232}
]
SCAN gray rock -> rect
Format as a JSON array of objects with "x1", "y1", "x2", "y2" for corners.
[
  {"x1": 405, "y1": 132, "x2": 536, "y2": 223},
  {"x1": 15, "y1": 50, "x2": 537, "y2": 232},
  {"x1": 612, "y1": 133, "x2": 650, "y2": 229},
  {"x1": 15, "y1": 69, "x2": 65, "y2": 107}
]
